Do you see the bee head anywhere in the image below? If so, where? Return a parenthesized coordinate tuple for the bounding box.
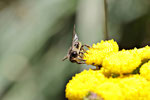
(71, 51, 78, 57)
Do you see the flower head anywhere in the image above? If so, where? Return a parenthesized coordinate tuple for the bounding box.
(140, 60, 150, 81)
(137, 46, 150, 61)
(66, 69, 106, 100)
(66, 69, 150, 100)
(84, 40, 119, 66)
(102, 50, 141, 74)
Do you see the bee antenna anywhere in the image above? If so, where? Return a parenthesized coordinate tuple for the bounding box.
(62, 56, 68, 61)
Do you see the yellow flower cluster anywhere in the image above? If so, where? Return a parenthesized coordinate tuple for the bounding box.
(84, 40, 150, 74)
(66, 69, 150, 100)
(66, 39, 150, 100)
(84, 40, 119, 66)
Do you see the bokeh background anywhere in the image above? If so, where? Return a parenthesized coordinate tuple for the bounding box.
(0, 0, 150, 100)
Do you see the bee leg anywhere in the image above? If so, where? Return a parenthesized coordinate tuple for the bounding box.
(78, 57, 86, 61)
(80, 47, 87, 53)
(62, 56, 68, 61)
(71, 58, 84, 64)
(74, 57, 86, 64)
(82, 44, 91, 49)
(81, 44, 91, 53)
(76, 55, 85, 60)
(79, 52, 84, 54)
(78, 54, 83, 58)
(79, 52, 84, 56)
(76, 61, 86, 64)
(79, 52, 85, 58)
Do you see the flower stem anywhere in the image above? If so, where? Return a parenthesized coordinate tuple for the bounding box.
(104, 0, 109, 40)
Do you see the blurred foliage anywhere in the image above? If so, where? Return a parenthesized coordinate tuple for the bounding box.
(0, 0, 149, 100)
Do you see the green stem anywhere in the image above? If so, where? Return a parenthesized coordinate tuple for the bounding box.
(104, 0, 109, 40)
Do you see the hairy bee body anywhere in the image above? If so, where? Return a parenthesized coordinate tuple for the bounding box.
(62, 25, 89, 64)
(69, 41, 82, 63)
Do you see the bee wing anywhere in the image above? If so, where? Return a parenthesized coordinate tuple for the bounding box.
(72, 25, 78, 47)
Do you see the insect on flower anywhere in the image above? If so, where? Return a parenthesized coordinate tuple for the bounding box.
(62, 25, 90, 64)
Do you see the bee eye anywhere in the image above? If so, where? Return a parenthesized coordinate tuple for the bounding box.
(71, 51, 77, 57)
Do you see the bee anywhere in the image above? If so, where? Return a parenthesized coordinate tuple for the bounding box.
(62, 25, 90, 64)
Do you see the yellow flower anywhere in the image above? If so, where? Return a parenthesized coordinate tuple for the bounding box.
(66, 40, 150, 100)
(65, 69, 150, 100)
(102, 50, 141, 74)
(137, 45, 150, 61)
(65, 69, 106, 100)
(84, 39, 119, 66)
(140, 60, 150, 81)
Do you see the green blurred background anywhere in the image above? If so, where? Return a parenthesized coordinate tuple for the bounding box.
(0, 0, 150, 100)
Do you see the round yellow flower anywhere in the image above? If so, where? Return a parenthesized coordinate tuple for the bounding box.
(102, 50, 141, 74)
(84, 39, 119, 66)
(66, 69, 106, 100)
(140, 60, 150, 81)
(65, 69, 150, 100)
